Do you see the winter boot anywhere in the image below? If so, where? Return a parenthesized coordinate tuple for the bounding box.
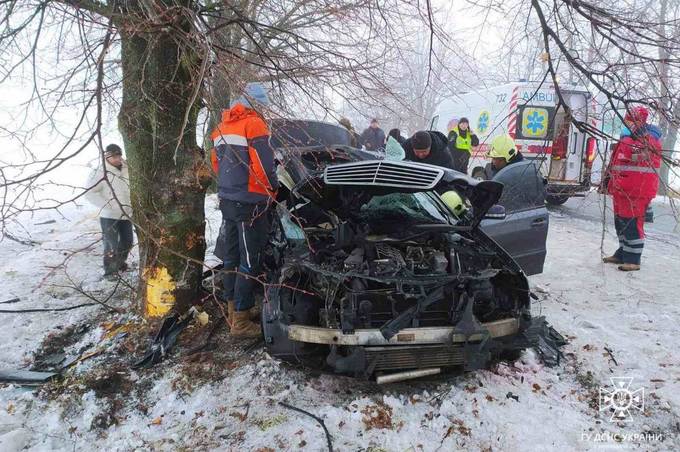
(602, 255, 623, 264)
(227, 301, 259, 327)
(230, 311, 261, 337)
(618, 263, 641, 272)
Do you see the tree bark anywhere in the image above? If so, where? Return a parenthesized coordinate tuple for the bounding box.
(117, 15, 212, 317)
(659, 101, 679, 197)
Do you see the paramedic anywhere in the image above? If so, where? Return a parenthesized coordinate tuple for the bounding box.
(602, 106, 662, 271)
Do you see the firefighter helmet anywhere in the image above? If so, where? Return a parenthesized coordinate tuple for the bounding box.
(441, 190, 467, 216)
(488, 135, 517, 162)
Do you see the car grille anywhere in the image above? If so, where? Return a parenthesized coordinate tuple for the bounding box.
(324, 160, 444, 190)
(365, 345, 465, 371)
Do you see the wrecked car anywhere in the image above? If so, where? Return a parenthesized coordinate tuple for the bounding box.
(256, 124, 560, 382)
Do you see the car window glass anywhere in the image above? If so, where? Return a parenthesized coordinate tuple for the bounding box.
(493, 162, 546, 213)
(359, 192, 447, 225)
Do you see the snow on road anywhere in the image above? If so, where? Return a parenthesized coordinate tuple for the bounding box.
(0, 197, 678, 451)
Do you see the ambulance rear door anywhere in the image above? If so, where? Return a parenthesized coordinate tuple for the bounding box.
(562, 90, 589, 183)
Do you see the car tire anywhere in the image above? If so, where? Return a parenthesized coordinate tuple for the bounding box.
(499, 349, 523, 362)
(546, 194, 569, 206)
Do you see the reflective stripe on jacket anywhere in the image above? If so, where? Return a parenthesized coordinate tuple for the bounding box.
(607, 128, 661, 217)
(210, 104, 278, 204)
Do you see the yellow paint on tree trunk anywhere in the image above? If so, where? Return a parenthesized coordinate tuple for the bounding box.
(144, 266, 175, 317)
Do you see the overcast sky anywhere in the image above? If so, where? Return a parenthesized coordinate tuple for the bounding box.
(0, 0, 677, 196)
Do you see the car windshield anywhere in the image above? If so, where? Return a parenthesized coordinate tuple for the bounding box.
(357, 192, 449, 226)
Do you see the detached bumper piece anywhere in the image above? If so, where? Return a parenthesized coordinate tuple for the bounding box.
(521, 315, 567, 367)
(491, 315, 567, 367)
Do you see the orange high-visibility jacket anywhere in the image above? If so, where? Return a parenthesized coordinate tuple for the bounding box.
(210, 104, 278, 204)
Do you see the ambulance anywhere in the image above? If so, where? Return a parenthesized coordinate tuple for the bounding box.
(430, 82, 599, 205)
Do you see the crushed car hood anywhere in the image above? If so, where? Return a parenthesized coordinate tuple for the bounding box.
(282, 148, 503, 227)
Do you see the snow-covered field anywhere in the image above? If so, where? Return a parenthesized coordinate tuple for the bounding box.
(0, 196, 679, 451)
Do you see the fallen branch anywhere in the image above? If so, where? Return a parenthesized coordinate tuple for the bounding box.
(279, 401, 333, 452)
(0, 298, 20, 304)
(2, 232, 39, 246)
(59, 275, 123, 313)
(604, 346, 618, 366)
(0, 303, 98, 313)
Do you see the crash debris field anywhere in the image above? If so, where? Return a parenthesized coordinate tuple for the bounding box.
(0, 195, 678, 451)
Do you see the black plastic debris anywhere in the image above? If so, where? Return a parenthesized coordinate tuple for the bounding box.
(524, 316, 567, 367)
(0, 369, 59, 386)
(133, 308, 197, 369)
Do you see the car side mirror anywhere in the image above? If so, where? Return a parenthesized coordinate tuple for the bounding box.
(484, 204, 506, 220)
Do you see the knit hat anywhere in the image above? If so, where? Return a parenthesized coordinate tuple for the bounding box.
(104, 144, 122, 157)
(624, 106, 649, 126)
(230, 82, 270, 109)
(412, 131, 432, 150)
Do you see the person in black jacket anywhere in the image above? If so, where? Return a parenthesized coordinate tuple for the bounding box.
(360, 118, 386, 151)
(403, 130, 455, 170)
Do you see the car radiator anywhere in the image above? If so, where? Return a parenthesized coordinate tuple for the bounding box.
(365, 344, 465, 371)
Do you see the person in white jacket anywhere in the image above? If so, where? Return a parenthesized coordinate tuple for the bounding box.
(85, 144, 134, 278)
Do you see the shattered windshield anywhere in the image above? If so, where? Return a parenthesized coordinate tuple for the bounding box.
(357, 192, 449, 225)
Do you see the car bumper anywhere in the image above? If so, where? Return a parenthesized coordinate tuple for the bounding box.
(287, 318, 519, 346)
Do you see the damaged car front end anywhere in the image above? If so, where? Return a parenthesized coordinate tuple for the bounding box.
(262, 148, 561, 381)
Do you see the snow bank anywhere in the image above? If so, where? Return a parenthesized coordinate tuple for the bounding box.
(0, 198, 678, 451)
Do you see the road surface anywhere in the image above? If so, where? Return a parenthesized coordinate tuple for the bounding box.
(549, 191, 680, 243)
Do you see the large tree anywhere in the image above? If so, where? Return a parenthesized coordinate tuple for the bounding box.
(0, 0, 434, 317)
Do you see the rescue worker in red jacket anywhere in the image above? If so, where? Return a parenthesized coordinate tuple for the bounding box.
(210, 84, 278, 336)
(603, 106, 662, 271)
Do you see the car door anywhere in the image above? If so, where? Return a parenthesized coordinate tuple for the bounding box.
(480, 161, 549, 275)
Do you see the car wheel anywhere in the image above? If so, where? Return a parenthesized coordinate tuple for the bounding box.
(499, 349, 523, 362)
(546, 194, 569, 206)
(471, 167, 487, 180)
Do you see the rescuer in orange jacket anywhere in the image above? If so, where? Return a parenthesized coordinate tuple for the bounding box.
(602, 106, 662, 271)
(210, 84, 278, 336)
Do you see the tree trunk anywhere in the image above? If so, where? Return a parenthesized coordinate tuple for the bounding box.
(657, 0, 674, 196)
(118, 19, 212, 317)
(660, 103, 679, 196)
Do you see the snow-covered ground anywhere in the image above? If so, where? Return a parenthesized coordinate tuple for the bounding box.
(0, 196, 678, 451)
